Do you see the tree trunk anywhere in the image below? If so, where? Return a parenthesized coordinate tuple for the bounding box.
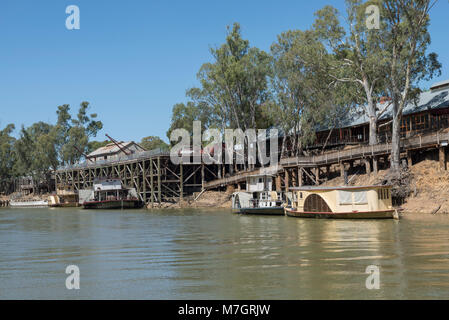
(369, 116, 378, 145)
(391, 114, 401, 172)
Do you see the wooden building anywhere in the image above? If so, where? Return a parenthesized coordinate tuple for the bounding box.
(312, 80, 449, 149)
(87, 141, 146, 163)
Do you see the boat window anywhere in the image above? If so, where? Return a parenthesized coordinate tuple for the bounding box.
(378, 188, 390, 200)
(304, 194, 332, 213)
(339, 191, 353, 205)
(353, 191, 368, 204)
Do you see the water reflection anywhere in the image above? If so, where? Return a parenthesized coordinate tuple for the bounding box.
(0, 207, 448, 299)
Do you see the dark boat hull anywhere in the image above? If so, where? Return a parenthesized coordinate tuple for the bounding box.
(237, 206, 285, 215)
(284, 207, 397, 219)
(83, 199, 143, 209)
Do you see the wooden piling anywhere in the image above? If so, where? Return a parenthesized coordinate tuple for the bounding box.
(373, 156, 378, 175)
(439, 147, 446, 171)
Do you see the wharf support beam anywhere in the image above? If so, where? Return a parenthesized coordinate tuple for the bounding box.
(55, 155, 208, 206)
(439, 146, 447, 171)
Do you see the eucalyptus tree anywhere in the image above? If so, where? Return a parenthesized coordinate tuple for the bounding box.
(0, 124, 16, 193)
(270, 29, 345, 156)
(382, 0, 441, 171)
(56, 102, 103, 165)
(200, 23, 271, 133)
(313, 0, 390, 145)
(140, 136, 169, 151)
(169, 23, 272, 172)
(14, 121, 58, 192)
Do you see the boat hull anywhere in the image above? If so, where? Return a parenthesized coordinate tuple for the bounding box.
(9, 200, 48, 208)
(284, 207, 397, 219)
(49, 202, 79, 208)
(236, 206, 285, 215)
(83, 199, 143, 210)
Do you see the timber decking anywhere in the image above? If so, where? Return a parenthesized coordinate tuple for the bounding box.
(205, 130, 449, 190)
(56, 130, 449, 201)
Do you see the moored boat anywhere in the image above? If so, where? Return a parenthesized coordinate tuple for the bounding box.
(48, 187, 79, 207)
(232, 174, 284, 215)
(81, 178, 143, 209)
(285, 185, 399, 219)
(9, 199, 48, 207)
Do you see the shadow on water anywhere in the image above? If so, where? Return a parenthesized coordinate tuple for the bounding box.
(0, 207, 448, 299)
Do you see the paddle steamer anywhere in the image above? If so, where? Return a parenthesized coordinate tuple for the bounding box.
(285, 185, 399, 219)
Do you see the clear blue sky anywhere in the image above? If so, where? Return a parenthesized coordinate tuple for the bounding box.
(1, 0, 448, 143)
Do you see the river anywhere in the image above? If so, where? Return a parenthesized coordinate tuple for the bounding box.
(0, 207, 448, 299)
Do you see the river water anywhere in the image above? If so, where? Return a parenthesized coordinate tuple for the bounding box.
(0, 207, 448, 299)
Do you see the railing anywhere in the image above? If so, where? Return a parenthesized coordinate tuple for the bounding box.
(206, 130, 449, 189)
(281, 130, 449, 167)
(56, 148, 170, 171)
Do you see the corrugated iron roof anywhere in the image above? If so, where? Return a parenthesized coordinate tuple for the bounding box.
(320, 84, 449, 132)
(87, 141, 135, 157)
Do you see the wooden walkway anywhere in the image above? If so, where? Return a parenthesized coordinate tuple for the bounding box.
(205, 130, 449, 189)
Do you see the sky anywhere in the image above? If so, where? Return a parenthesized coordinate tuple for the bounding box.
(1, 0, 448, 143)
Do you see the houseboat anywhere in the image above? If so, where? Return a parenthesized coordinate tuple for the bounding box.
(81, 178, 143, 209)
(285, 185, 399, 219)
(231, 174, 284, 215)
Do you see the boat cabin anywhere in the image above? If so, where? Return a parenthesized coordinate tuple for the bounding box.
(232, 174, 282, 209)
(289, 185, 393, 213)
(245, 174, 273, 192)
(92, 178, 132, 202)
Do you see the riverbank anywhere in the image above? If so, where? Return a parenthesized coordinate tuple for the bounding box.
(147, 191, 232, 209)
(322, 159, 448, 215)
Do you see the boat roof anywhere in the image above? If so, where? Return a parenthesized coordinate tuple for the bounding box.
(290, 185, 392, 191)
(245, 174, 275, 178)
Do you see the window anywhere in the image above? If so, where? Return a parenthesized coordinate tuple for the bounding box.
(339, 191, 353, 205)
(378, 188, 390, 200)
(353, 191, 368, 204)
(299, 192, 303, 199)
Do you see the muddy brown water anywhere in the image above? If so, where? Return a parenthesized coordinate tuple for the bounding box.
(0, 207, 448, 299)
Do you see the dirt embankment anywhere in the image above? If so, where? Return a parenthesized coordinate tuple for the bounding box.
(147, 191, 232, 209)
(400, 160, 449, 214)
(322, 159, 449, 215)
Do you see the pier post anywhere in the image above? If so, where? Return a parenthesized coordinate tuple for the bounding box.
(180, 163, 183, 201)
(373, 156, 378, 175)
(157, 157, 161, 204)
(298, 167, 303, 187)
(407, 151, 413, 167)
(285, 169, 290, 192)
(150, 159, 154, 207)
(201, 163, 205, 190)
(339, 162, 345, 178)
(364, 158, 371, 175)
(439, 147, 447, 171)
(275, 175, 281, 192)
(314, 167, 319, 185)
(143, 161, 147, 204)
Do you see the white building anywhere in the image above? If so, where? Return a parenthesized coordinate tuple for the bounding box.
(87, 141, 145, 162)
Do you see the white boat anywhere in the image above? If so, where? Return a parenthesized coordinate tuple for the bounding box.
(9, 199, 48, 207)
(231, 174, 284, 215)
